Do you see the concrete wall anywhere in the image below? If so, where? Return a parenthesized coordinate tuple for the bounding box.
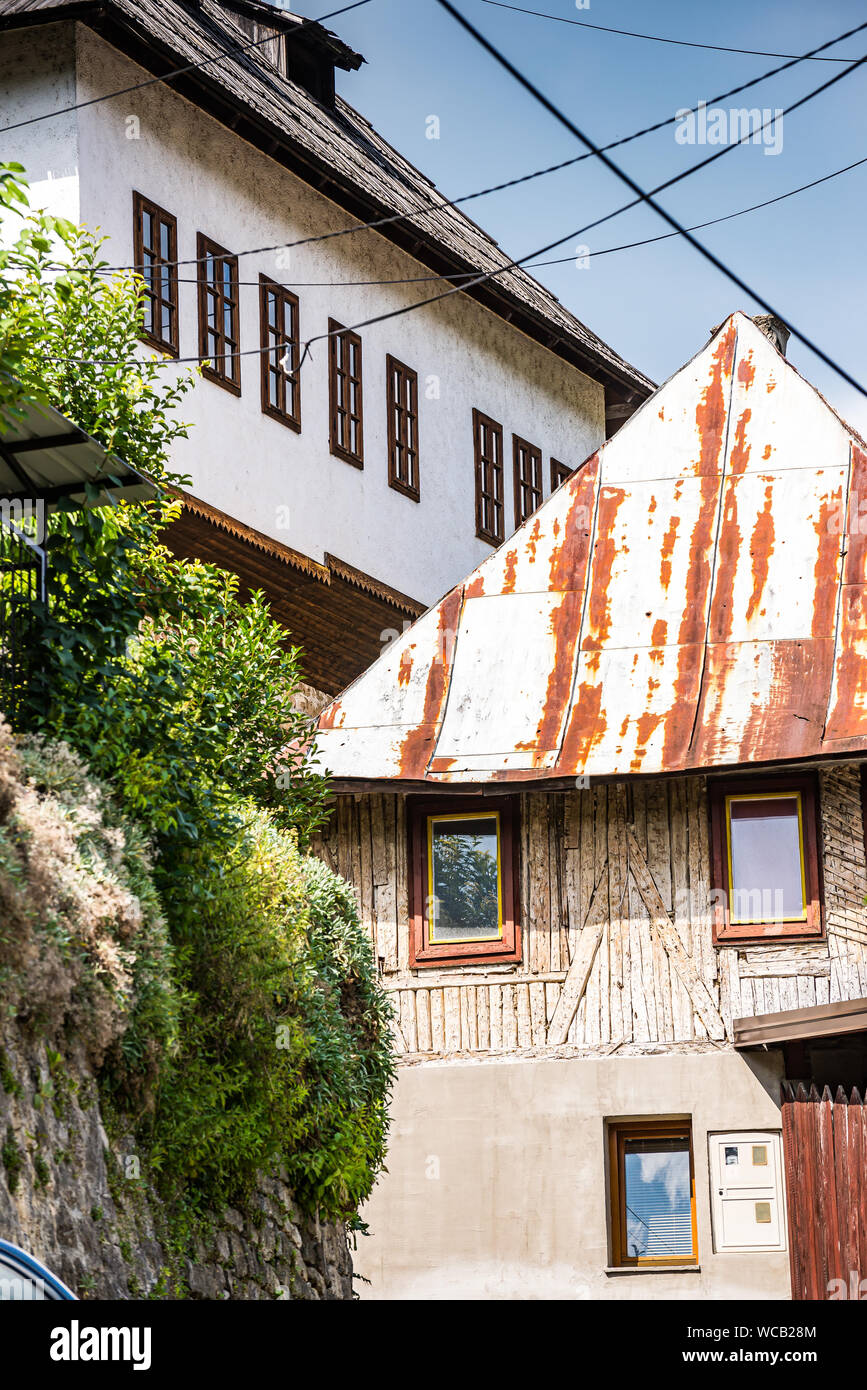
(0, 21, 606, 608)
(356, 1048, 791, 1300)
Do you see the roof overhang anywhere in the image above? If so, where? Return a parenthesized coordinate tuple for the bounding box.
(0, 398, 157, 509)
(733, 997, 867, 1049)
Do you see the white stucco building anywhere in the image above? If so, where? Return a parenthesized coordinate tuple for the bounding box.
(0, 0, 651, 693)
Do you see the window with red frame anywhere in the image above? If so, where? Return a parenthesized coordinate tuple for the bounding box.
(708, 775, 823, 943)
(408, 798, 520, 967)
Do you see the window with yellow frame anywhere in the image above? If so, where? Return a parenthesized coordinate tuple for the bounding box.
(409, 797, 521, 968)
(709, 775, 823, 943)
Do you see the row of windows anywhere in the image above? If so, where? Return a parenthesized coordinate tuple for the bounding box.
(133, 191, 420, 496)
(472, 407, 573, 546)
(134, 191, 573, 531)
(409, 774, 823, 972)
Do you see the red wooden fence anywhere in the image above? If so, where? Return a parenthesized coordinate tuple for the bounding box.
(781, 1083, 867, 1300)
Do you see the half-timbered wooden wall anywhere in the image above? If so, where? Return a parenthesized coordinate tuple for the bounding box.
(313, 764, 867, 1058)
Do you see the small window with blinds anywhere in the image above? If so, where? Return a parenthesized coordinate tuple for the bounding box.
(608, 1120, 698, 1267)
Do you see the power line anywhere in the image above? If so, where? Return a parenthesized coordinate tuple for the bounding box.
(32, 18, 867, 377)
(436, 0, 867, 402)
(0, 0, 373, 136)
(37, 13, 867, 277)
(481, 1, 859, 62)
(22, 149, 865, 289)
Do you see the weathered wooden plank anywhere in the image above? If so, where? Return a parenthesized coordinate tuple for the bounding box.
(502, 984, 518, 1050)
(395, 794, 410, 973)
(444, 986, 461, 1051)
(595, 786, 611, 1044)
(530, 981, 547, 1044)
(516, 983, 532, 1046)
(609, 783, 628, 1043)
(430, 988, 445, 1052)
(416, 988, 432, 1052)
(489, 984, 503, 1051)
(476, 984, 490, 1050)
(627, 828, 727, 1041)
(546, 872, 608, 1046)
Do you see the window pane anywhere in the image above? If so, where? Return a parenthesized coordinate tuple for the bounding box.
(623, 1137, 693, 1260)
(429, 816, 500, 941)
(729, 796, 804, 922)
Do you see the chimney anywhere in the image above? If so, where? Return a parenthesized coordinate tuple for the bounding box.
(751, 313, 791, 357)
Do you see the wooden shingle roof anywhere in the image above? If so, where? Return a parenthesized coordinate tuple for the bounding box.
(0, 0, 652, 403)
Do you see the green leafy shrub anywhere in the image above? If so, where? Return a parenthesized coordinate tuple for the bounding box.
(146, 815, 394, 1218)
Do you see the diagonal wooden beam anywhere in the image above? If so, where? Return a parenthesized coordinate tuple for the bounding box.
(626, 828, 727, 1041)
(546, 863, 609, 1046)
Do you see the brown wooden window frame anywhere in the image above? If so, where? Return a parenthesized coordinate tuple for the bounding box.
(197, 232, 241, 395)
(259, 275, 301, 431)
(408, 796, 521, 969)
(132, 191, 178, 356)
(328, 318, 364, 467)
(473, 408, 504, 547)
(709, 773, 824, 946)
(386, 354, 419, 501)
(512, 434, 543, 527)
(550, 457, 573, 491)
(608, 1119, 698, 1268)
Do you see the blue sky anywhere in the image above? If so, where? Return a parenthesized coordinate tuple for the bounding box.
(290, 0, 867, 430)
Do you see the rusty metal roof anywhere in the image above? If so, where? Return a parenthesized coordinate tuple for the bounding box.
(316, 312, 867, 785)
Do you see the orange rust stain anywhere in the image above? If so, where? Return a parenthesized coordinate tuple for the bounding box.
(658, 408, 665, 420)
(710, 479, 741, 642)
(527, 517, 542, 562)
(660, 515, 680, 591)
(648, 494, 658, 515)
(767, 380, 777, 393)
(826, 590, 867, 738)
(737, 353, 755, 388)
(397, 648, 414, 687)
(812, 493, 841, 637)
(548, 452, 598, 592)
(695, 322, 736, 476)
(465, 574, 485, 598)
(534, 590, 583, 755)
(662, 641, 703, 768)
(728, 407, 752, 476)
(317, 700, 342, 730)
(396, 586, 463, 778)
(585, 486, 623, 647)
(745, 483, 775, 625)
(630, 706, 663, 772)
(679, 473, 723, 645)
(557, 655, 606, 772)
(502, 549, 518, 594)
(651, 618, 668, 646)
(845, 445, 867, 585)
(762, 444, 772, 461)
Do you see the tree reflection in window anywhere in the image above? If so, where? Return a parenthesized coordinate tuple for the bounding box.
(429, 815, 501, 942)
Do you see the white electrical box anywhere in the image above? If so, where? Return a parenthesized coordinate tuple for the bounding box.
(708, 1131, 786, 1253)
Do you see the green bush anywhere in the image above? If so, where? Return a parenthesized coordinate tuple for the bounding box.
(145, 815, 394, 1219)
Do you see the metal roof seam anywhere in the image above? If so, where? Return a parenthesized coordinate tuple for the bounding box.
(686, 322, 740, 756)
